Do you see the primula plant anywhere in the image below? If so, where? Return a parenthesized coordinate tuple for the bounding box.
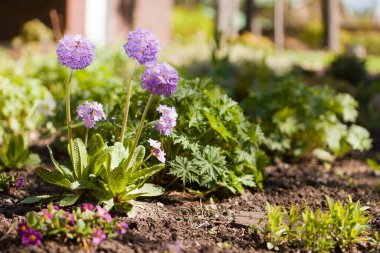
(106, 78, 267, 193)
(31, 30, 179, 211)
(0, 173, 24, 193)
(18, 203, 128, 248)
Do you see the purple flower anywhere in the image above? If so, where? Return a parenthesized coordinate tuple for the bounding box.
(92, 229, 106, 245)
(116, 221, 128, 235)
(81, 203, 94, 211)
(12, 177, 24, 190)
(41, 209, 52, 221)
(95, 206, 112, 223)
(141, 61, 179, 97)
(56, 35, 95, 69)
(65, 211, 75, 225)
(17, 222, 30, 235)
(21, 228, 42, 246)
(163, 241, 182, 253)
(123, 29, 161, 64)
(148, 139, 166, 163)
(156, 105, 178, 136)
(52, 205, 59, 212)
(77, 101, 106, 128)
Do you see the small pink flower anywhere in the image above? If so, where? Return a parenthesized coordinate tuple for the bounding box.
(96, 206, 112, 222)
(82, 203, 94, 211)
(41, 209, 52, 221)
(65, 211, 75, 225)
(116, 221, 128, 234)
(92, 229, 106, 245)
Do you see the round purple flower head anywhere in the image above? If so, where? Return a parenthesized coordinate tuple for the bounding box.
(77, 101, 106, 128)
(123, 29, 161, 64)
(57, 34, 95, 69)
(141, 62, 179, 97)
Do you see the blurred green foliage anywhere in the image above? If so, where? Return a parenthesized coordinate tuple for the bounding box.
(243, 79, 372, 160)
(172, 5, 214, 45)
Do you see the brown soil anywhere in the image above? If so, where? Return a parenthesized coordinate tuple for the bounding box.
(1, 158, 380, 253)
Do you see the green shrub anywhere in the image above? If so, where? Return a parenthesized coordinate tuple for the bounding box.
(330, 53, 367, 85)
(242, 79, 372, 160)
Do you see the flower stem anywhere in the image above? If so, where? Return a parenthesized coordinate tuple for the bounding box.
(65, 69, 74, 145)
(84, 128, 89, 147)
(127, 94, 154, 166)
(120, 61, 137, 143)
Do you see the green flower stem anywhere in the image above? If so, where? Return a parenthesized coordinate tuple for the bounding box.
(84, 128, 89, 147)
(120, 61, 137, 142)
(65, 69, 74, 145)
(127, 94, 154, 167)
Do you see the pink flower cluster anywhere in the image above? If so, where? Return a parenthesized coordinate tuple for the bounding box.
(156, 105, 177, 136)
(148, 139, 166, 163)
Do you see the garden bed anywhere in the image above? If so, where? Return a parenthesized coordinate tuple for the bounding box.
(1, 157, 379, 252)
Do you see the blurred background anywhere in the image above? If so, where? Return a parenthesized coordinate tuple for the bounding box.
(1, 0, 380, 158)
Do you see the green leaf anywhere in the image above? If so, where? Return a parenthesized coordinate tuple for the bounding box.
(130, 183, 165, 197)
(88, 134, 106, 156)
(70, 180, 102, 190)
(169, 156, 200, 185)
(47, 146, 74, 180)
(128, 164, 164, 185)
(108, 163, 128, 195)
(21, 195, 55, 204)
(87, 146, 114, 175)
(35, 167, 72, 190)
(27, 212, 38, 227)
(203, 110, 236, 142)
(69, 138, 88, 179)
(346, 125, 372, 151)
(24, 153, 41, 167)
(109, 142, 127, 171)
(59, 193, 81, 206)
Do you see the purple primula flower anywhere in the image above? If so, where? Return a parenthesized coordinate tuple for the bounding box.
(123, 29, 161, 64)
(92, 229, 106, 245)
(156, 105, 178, 136)
(141, 61, 179, 97)
(77, 101, 106, 128)
(148, 138, 166, 163)
(22, 228, 42, 246)
(65, 211, 76, 225)
(56, 34, 95, 69)
(17, 222, 30, 235)
(52, 205, 59, 212)
(12, 177, 24, 190)
(163, 241, 182, 253)
(116, 221, 128, 235)
(82, 203, 95, 212)
(41, 209, 52, 221)
(95, 206, 112, 223)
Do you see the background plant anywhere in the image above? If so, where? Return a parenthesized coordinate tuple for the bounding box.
(0, 75, 53, 170)
(242, 78, 372, 160)
(251, 197, 371, 252)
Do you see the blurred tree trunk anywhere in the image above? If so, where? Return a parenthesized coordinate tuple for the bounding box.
(274, 0, 285, 50)
(322, 0, 340, 52)
(215, 0, 239, 38)
(242, 0, 255, 33)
